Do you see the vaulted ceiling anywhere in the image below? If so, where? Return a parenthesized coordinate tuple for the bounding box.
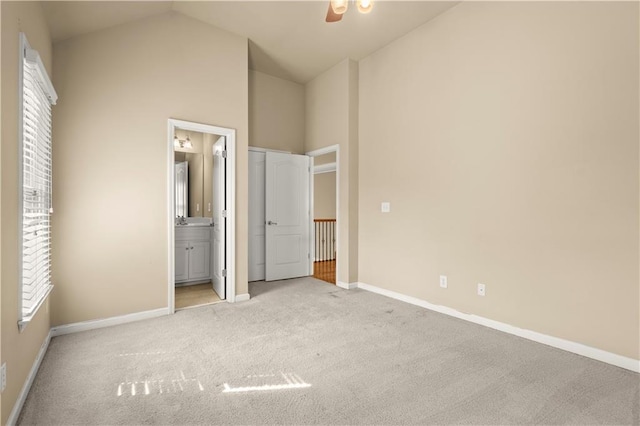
(42, 1, 459, 83)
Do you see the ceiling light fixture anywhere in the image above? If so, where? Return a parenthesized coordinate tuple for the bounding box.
(330, 0, 348, 15)
(326, 0, 373, 23)
(356, 0, 373, 14)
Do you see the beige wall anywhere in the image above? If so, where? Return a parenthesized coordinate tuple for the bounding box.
(51, 11, 249, 326)
(347, 60, 359, 283)
(1, 2, 53, 423)
(249, 69, 304, 153)
(314, 172, 336, 220)
(305, 59, 358, 284)
(359, 2, 639, 359)
(314, 151, 336, 166)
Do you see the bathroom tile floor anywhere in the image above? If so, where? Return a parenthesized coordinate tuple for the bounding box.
(175, 283, 223, 309)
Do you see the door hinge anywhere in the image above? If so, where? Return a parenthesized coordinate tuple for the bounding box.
(222, 210, 228, 218)
(222, 150, 227, 158)
(222, 269, 227, 277)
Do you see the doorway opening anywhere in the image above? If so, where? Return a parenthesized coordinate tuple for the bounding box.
(307, 145, 339, 286)
(167, 119, 236, 313)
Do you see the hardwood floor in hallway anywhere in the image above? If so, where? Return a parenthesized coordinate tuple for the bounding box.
(313, 260, 335, 284)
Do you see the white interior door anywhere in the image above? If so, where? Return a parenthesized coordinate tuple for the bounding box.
(248, 151, 266, 281)
(212, 136, 226, 298)
(265, 152, 310, 281)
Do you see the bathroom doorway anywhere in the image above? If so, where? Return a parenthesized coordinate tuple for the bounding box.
(167, 119, 236, 312)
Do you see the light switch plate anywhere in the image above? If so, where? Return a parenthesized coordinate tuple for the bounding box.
(381, 202, 391, 213)
(439, 275, 448, 288)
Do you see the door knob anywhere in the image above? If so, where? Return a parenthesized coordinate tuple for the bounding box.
(267, 220, 278, 226)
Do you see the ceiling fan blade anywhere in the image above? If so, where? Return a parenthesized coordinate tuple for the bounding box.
(325, 3, 343, 23)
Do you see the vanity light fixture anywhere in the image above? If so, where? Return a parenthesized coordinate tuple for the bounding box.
(174, 134, 193, 149)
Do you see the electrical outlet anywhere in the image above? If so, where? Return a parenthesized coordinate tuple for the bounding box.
(1, 362, 6, 393)
(477, 283, 486, 296)
(381, 202, 391, 213)
(439, 275, 448, 288)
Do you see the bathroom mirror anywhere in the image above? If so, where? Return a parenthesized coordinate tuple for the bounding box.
(174, 129, 214, 218)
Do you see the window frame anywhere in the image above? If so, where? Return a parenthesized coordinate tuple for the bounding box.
(18, 33, 57, 332)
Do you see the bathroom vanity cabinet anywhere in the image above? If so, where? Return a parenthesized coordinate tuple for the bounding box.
(175, 226, 212, 284)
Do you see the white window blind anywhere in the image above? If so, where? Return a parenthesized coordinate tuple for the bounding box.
(19, 33, 57, 330)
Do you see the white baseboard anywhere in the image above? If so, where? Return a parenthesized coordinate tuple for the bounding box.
(235, 293, 250, 302)
(337, 281, 358, 290)
(356, 282, 640, 373)
(7, 330, 52, 426)
(50, 307, 169, 337)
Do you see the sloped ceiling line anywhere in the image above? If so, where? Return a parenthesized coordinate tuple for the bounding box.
(43, 1, 459, 84)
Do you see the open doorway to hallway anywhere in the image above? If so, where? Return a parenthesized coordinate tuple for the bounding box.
(311, 150, 337, 285)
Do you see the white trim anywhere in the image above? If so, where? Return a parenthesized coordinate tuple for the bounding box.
(308, 156, 315, 276)
(306, 145, 340, 283)
(248, 146, 291, 154)
(235, 293, 251, 302)
(337, 281, 358, 290)
(18, 285, 53, 332)
(7, 330, 52, 426)
(17, 35, 28, 323)
(168, 119, 237, 310)
(50, 308, 169, 337)
(356, 281, 640, 373)
(313, 162, 336, 174)
(306, 145, 339, 157)
(227, 133, 237, 303)
(167, 120, 175, 313)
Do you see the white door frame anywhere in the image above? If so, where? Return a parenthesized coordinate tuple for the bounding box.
(305, 144, 340, 283)
(167, 118, 237, 313)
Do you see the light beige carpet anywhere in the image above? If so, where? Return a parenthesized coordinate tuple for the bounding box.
(18, 277, 640, 425)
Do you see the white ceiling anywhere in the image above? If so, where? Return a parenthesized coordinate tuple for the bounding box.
(42, 1, 459, 84)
